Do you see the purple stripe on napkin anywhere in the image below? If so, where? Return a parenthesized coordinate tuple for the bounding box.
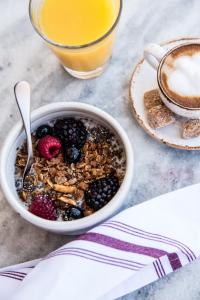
(157, 260, 165, 277)
(44, 247, 146, 272)
(107, 221, 195, 261)
(158, 258, 166, 276)
(0, 271, 26, 279)
(45, 247, 145, 268)
(102, 223, 187, 266)
(103, 222, 193, 262)
(77, 233, 168, 258)
(77, 233, 183, 270)
(45, 250, 137, 271)
(0, 274, 23, 281)
(153, 261, 161, 278)
(3, 271, 27, 277)
(155, 260, 163, 278)
(167, 253, 182, 270)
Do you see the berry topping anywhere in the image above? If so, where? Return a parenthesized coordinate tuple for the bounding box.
(63, 206, 84, 221)
(38, 135, 62, 160)
(65, 146, 81, 164)
(85, 175, 119, 211)
(36, 125, 53, 139)
(53, 118, 87, 149)
(29, 194, 57, 220)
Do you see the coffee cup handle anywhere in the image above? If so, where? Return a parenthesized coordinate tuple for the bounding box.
(144, 43, 167, 70)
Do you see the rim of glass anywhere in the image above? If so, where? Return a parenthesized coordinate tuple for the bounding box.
(29, 0, 123, 49)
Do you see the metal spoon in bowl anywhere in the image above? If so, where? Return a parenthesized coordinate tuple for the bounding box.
(14, 81, 34, 186)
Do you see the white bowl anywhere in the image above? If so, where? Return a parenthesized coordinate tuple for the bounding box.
(0, 102, 134, 235)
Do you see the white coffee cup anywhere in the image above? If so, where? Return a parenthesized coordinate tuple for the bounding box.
(144, 42, 200, 119)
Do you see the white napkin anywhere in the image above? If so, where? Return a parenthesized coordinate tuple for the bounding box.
(1, 183, 200, 300)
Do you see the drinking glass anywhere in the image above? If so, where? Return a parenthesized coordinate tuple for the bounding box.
(29, 0, 122, 79)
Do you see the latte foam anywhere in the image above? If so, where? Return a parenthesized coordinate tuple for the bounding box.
(160, 44, 200, 108)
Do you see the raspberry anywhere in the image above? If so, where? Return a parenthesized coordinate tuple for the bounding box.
(38, 135, 62, 159)
(29, 194, 57, 220)
(85, 175, 119, 211)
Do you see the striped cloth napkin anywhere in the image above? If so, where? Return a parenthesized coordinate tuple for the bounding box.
(1, 183, 200, 300)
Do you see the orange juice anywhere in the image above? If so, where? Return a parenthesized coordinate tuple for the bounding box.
(38, 0, 120, 74)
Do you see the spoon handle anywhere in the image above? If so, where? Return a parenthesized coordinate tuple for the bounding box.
(14, 81, 33, 158)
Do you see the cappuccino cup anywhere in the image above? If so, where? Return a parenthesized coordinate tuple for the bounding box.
(144, 42, 200, 118)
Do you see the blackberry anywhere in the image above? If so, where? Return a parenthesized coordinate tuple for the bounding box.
(85, 175, 119, 211)
(53, 118, 87, 149)
(63, 206, 84, 221)
(36, 125, 52, 139)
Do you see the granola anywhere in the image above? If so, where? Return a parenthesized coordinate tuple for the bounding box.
(15, 117, 126, 221)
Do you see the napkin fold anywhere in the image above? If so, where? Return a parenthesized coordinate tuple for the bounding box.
(1, 183, 200, 300)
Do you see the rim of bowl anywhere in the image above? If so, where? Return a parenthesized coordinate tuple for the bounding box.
(0, 102, 134, 232)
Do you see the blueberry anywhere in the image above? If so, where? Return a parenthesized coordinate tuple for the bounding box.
(65, 145, 81, 164)
(36, 125, 52, 139)
(15, 179, 23, 191)
(63, 206, 84, 221)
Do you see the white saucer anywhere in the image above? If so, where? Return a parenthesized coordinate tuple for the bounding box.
(130, 37, 200, 150)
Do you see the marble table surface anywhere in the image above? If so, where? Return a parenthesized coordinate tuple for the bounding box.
(1, 0, 200, 299)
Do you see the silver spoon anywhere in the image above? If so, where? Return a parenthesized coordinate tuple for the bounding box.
(14, 81, 34, 184)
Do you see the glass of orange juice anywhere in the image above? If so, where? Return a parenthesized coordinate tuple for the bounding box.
(29, 0, 122, 79)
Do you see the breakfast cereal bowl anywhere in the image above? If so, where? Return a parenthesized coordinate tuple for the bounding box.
(0, 102, 134, 235)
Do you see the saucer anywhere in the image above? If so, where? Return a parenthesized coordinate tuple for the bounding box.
(129, 37, 200, 150)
